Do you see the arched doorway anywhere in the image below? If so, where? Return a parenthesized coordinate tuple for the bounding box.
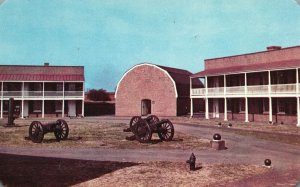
(141, 99, 151, 116)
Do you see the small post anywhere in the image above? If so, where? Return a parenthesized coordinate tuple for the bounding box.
(186, 153, 196, 171)
(210, 133, 226, 150)
(7, 98, 15, 126)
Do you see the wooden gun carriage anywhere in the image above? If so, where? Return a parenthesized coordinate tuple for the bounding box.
(125, 115, 174, 143)
(29, 119, 69, 143)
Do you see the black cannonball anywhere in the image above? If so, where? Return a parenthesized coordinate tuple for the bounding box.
(218, 122, 222, 126)
(228, 123, 232, 127)
(264, 159, 271, 166)
(213, 133, 221, 140)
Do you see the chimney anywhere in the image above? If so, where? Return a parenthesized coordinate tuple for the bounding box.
(267, 46, 282, 51)
(44, 62, 49, 66)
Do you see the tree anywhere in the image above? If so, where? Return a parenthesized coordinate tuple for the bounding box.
(86, 89, 110, 101)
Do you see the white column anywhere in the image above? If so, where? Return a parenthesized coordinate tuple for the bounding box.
(244, 73, 249, 123)
(296, 69, 299, 95)
(297, 97, 300, 127)
(82, 82, 85, 117)
(205, 76, 208, 95)
(62, 82, 65, 117)
(42, 100, 44, 118)
(296, 69, 300, 127)
(190, 98, 193, 118)
(224, 75, 227, 121)
(62, 100, 65, 118)
(205, 76, 209, 119)
(0, 100, 2, 119)
(21, 82, 24, 118)
(269, 97, 272, 123)
(190, 77, 193, 118)
(268, 71, 272, 124)
(224, 98, 228, 121)
(21, 100, 24, 118)
(245, 97, 249, 122)
(42, 82, 44, 118)
(205, 98, 209, 119)
(82, 99, 84, 117)
(1, 81, 3, 118)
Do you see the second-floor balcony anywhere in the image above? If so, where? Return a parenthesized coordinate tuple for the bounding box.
(0, 91, 84, 99)
(191, 83, 298, 97)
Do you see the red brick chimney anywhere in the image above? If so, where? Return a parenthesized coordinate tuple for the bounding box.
(266, 46, 282, 51)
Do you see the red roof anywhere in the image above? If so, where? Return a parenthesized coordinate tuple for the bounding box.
(0, 65, 84, 81)
(156, 64, 203, 96)
(192, 59, 300, 78)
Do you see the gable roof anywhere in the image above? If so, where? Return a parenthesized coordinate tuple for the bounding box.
(157, 65, 193, 85)
(0, 65, 84, 81)
(192, 59, 300, 78)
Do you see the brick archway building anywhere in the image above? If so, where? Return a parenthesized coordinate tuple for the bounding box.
(115, 63, 202, 116)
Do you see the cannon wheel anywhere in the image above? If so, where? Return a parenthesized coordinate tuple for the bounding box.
(129, 116, 142, 132)
(147, 115, 159, 124)
(157, 120, 174, 141)
(54, 119, 69, 141)
(134, 119, 152, 143)
(29, 121, 44, 143)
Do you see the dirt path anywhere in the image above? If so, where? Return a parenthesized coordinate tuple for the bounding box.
(0, 116, 300, 186)
(1, 122, 299, 169)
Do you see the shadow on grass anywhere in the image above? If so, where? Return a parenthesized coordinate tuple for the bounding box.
(24, 137, 83, 143)
(147, 138, 184, 144)
(0, 153, 138, 187)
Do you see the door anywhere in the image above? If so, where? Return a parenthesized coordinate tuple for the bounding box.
(141, 99, 151, 116)
(213, 98, 219, 118)
(68, 100, 76, 117)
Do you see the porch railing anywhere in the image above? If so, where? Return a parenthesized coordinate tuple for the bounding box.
(191, 83, 299, 97)
(0, 91, 84, 98)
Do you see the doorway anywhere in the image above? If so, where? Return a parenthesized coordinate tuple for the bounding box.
(68, 100, 76, 117)
(141, 99, 151, 116)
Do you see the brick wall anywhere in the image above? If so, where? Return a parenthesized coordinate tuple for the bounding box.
(205, 46, 300, 70)
(209, 112, 297, 125)
(116, 64, 177, 116)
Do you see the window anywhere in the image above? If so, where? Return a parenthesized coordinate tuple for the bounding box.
(56, 83, 63, 91)
(239, 98, 245, 112)
(3, 84, 8, 92)
(3, 101, 8, 112)
(263, 98, 269, 113)
(277, 71, 287, 84)
(277, 99, 285, 114)
(33, 83, 42, 91)
(68, 83, 76, 91)
(33, 83, 42, 95)
(227, 99, 232, 112)
(55, 100, 62, 112)
(33, 101, 42, 113)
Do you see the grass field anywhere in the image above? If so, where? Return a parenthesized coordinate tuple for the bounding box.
(0, 118, 210, 150)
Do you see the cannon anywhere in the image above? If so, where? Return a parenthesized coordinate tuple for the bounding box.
(5, 98, 20, 126)
(29, 119, 69, 143)
(125, 115, 174, 143)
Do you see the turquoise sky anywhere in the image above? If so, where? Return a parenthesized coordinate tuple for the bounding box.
(0, 0, 300, 91)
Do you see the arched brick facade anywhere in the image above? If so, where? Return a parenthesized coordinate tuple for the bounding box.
(115, 63, 200, 116)
(116, 64, 177, 116)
